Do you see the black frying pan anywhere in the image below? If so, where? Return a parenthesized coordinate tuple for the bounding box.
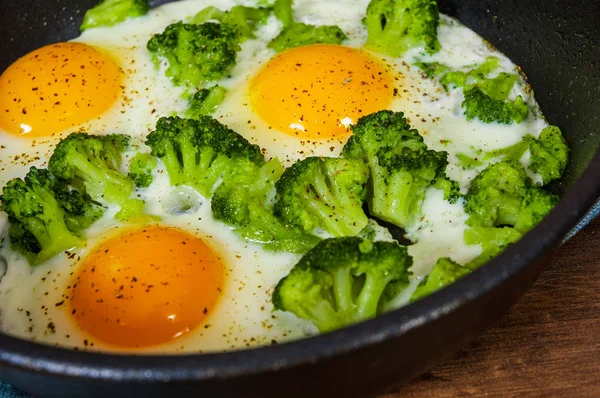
(0, 0, 599, 397)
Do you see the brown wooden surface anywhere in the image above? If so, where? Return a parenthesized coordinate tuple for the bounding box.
(386, 217, 600, 397)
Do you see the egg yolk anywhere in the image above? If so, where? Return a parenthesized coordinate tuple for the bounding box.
(249, 44, 394, 140)
(68, 226, 223, 349)
(0, 42, 122, 138)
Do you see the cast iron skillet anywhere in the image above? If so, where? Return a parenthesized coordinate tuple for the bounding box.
(0, 0, 599, 396)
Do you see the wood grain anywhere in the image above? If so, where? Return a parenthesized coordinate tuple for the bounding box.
(386, 217, 600, 397)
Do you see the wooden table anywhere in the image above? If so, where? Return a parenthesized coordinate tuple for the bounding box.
(387, 217, 600, 397)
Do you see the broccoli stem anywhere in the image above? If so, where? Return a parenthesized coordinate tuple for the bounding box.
(332, 267, 355, 314)
(195, 153, 230, 197)
(355, 272, 392, 320)
(273, 0, 294, 26)
(159, 142, 184, 186)
(69, 153, 132, 205)
(309, 300, 344, 332)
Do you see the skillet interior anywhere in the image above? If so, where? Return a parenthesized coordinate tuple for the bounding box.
(0, 0, 598, 396)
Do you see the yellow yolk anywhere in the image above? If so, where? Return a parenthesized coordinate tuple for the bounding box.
(249, 44, 394, 140)
(68, 226, 224, 349)
(0, 42, 122, 138)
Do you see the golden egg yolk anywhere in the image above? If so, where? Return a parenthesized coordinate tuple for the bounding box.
(249, 44, 394, 140)
(69, 226, 223, 349)
(0, 42, 122, 138)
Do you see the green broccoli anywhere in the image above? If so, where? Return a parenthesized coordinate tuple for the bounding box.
(212, 158, 320, 253)
(147, 22, 241, 89)
(53, 184, 105, 233)
(417, 56, 502, 91)
(445, 69, 519, 101)
(417, 57, 528, 124)
(410, 257, 471, 301)
(514, 188, 559, 233)
(363, 0, 440, 57)
(128, 153, 157, 188)
(190, 5, 271, 41)
(462, 86, 529, 125)
(1, 167, 82, 265)
(464, 160, 558, 233)
(268, 23, 347, 52)
(529, 126, 569, 185)
(464, 226, 521, 269)
(274, 157, 370, 237)
(273, 0, 294, 27)
(48, 133, 145, 221)
(456, 125, 568, 184)
(342, 110, 427, 161)
(343, 111, 456, 231)
(185, 86, 228, 119)
(273, 237, 412, 332)
(415, 61, 451, 79)
(145, 116, 263, 198)
(373, 147, 453, 230)
(267, 0, 347, 52)
(476, 73, 520, 100)
(7, 222, 40, 264)
(429, 56, 502, 89)
(81, 0, 149, 31)
(456, 137, 533, 169)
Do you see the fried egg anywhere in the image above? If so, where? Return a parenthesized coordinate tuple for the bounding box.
(0, 0, 550, 353)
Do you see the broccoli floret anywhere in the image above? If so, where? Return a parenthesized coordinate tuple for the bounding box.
(273, 237, 412, 332)
(476, 73, 520, 100)
(53, 183, 105, 233)
(373, 147, 452, 230)
(437, 57, 502, 90)
(463, 86, 529, 125)
(447, 71, 518, 100)
(417, 57, 528, 124)
(415, 61, 450, 78)
(48, 133, 144, 221)
(189, 5, 223, 22)
(190, 5, 271, 41)
(212, 158, 320, 253)
(456, 125, 569, 184)
(266, 0, 347, 52)
(1, 167, 82, 265)
(274, 157, 369, 237)
(128, 153, 157, 188)
(432, 176, 461, 204)
(7, 222, 40, 264)
(464, 226, 521, 269)
(417, 56, 504, 92)
(377, 274, 411, 313)
(343, 110, 427, 161)
(273, 0, 294, 27)
(81, 0, 149, 31)
(529, 126, 569, 185)
(363, 0, 440, 57)
(465, 160, 558, 233)
(465, 160, 529, 227)
(268, 23, 347, 52)
(514, 188, 559, 233)
(343, 111, 455, 230)
(185, 86, 228, 119)
(145, 116, 263, 198)
(456, 137, 533, 169)
(147, 22, 241, 88)
(410, 257, 471, 301)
